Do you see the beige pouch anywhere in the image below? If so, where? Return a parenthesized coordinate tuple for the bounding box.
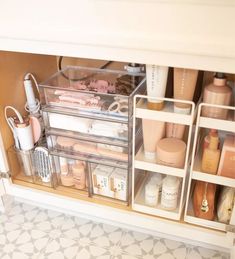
(217, 187, 235, 223)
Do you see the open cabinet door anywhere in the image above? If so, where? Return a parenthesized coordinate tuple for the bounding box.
(227, 200, 235, 257)
(0, 129, 9, 174)
(0, 129, 9, 212)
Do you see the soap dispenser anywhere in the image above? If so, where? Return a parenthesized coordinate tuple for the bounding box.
(202, 73, 232, 119)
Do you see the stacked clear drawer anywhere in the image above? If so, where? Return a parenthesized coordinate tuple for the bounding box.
(39, 66, 146, 203)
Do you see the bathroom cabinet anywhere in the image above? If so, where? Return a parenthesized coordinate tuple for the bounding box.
(0, 0, 235, 256)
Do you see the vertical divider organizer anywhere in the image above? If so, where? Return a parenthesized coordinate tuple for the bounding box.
(132, 95, 195, 220)
(184, 103, 235, 231)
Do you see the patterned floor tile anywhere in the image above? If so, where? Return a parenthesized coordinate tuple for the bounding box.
(59, 215, 123, 249)
(0, 201, 231, 259)
(3, 201, 67, 234)
(0, 221, 50, 259)
(41, 236, 113, 259)
(186, 246, 230, 259)
(59, 215, 93, 240)
(113, 255, 140, 259)
(119, 230, 162, 258)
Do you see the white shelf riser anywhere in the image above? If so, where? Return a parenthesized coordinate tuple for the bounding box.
(184, 215, 227, 232)
(192, 171, 235, 188)
(134, 146, 186, 177)
(199, 117, 235, 133)
(184, 102, 235, 233)
(133, 174, 184, 221)
(132, 204, 181, 221)
(135, 108, 192, 125)
(134, 160, 185, 178)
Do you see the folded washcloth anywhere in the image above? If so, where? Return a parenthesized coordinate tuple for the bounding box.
(48, 113, 92, 133)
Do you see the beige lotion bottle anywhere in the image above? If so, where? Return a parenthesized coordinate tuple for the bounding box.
(201, 133, 221, 174)
(202, 73, 232, 119)
(142, 119, 165, 160)
(146, 64, 169, 111)
(166, 68, 198, 139)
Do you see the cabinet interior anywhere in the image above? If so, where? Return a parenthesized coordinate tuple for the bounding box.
(1, 50, 234, 224)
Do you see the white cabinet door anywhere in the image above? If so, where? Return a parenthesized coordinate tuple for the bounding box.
(0, 129, 9, 175)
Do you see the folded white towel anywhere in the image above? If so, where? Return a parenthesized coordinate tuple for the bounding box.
(48, 113, 92, 133)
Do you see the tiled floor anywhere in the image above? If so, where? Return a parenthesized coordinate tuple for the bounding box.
(0, 200, 230, 259)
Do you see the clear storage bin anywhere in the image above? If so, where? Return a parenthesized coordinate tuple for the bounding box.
(50, 153, 89, 194)
(47, 132, 129, 163)
(39, 66, 146, 121)
(43, 108, 129, 141)
(8, 146, 55, 187)
(90, 162, 129, 201)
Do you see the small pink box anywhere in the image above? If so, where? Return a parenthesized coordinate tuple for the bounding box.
(217, 135, 235, 178)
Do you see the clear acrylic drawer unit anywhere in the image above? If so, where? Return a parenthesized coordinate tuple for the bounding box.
(39, 66, 146, 121)
(43, 108, 129, 142)
(46, 130, 129, 164)
(50, 151, 129, 202)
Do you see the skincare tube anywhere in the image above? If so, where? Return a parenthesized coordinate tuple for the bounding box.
(142, 119, 165, 160)
(166, 68, 198, 139)
(174, 68, 198, 113)
(146, 65, 169, 110)
(166, 123, 186, 140)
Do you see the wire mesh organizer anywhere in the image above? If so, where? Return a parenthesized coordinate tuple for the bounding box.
(132, 95, 195, 220)
(39, 66, 146, 205)
(184, 102, 235, 231)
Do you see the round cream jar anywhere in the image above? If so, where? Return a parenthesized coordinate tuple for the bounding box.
(156, 138, 186, 168)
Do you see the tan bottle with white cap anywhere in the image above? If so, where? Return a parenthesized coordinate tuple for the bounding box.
(201, 133, 220, 174)
(202, 73, 232, 119)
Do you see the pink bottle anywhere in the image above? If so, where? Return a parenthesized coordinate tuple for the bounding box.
(202, 73, 232, 120)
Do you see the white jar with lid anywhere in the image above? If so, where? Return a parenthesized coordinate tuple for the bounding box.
(145, 173, 162, 207)
(150, 173, 162, 185)
(145, 182, 159, 207)
(161, 176, 180, 210)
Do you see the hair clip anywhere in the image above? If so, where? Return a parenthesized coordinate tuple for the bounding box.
(108, 98, 128, 115)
